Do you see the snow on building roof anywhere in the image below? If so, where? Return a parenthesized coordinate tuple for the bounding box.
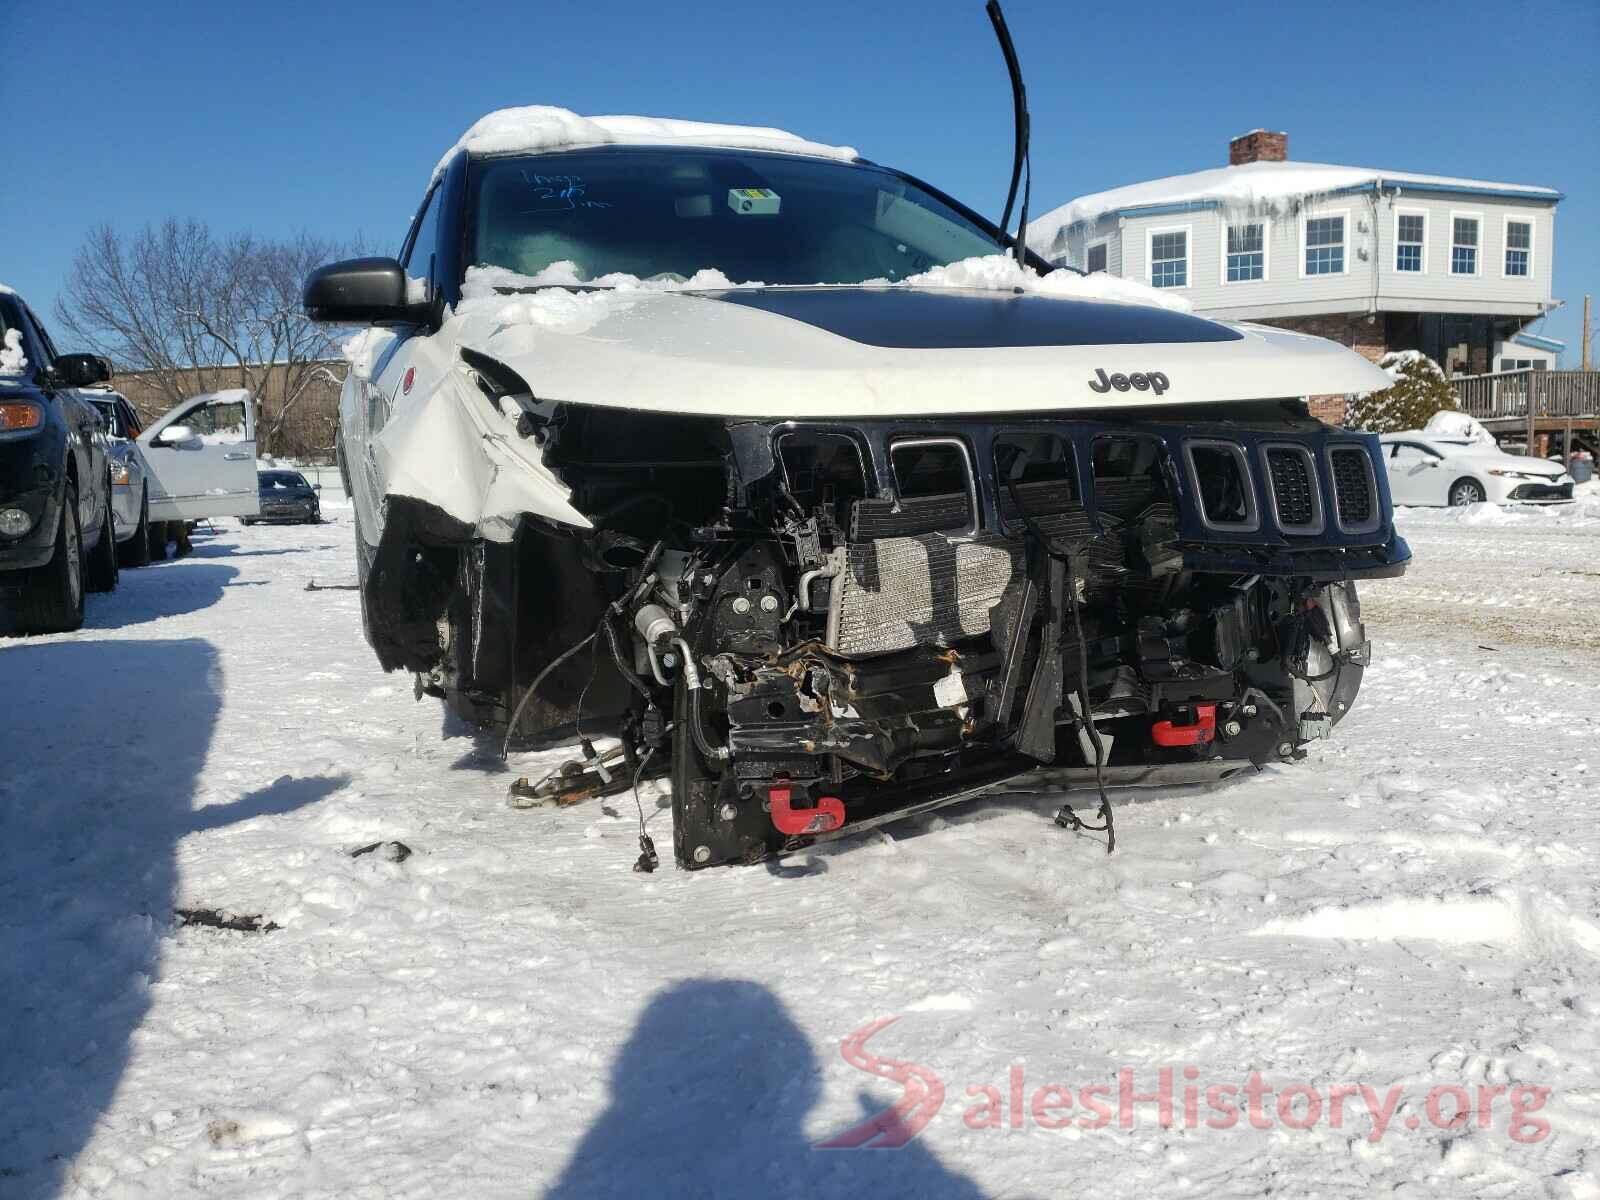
(433, 106, 860, 182)
(1028, 159, 1563, 254)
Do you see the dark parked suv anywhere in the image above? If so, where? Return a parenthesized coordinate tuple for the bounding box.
(1, 287, 120, 633)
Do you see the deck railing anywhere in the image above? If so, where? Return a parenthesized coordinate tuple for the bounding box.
(1450, 370, 1600, 421)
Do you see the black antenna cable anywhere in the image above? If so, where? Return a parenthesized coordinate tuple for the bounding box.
(986, 1, 1032, 266)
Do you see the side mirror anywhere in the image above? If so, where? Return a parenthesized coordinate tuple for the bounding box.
(313, 483, 322, 491)
(51, 353, 112, 388)
(303, 257, 431, 326)
(155, 424, 199, 448)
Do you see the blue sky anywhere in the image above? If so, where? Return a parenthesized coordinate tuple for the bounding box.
(4, 0, 1596, 361)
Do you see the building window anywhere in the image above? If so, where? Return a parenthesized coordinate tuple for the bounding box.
(1149, 230, 1187, 288)
(1396, 213, 1425, 272)
(1225, 223, 1264, 282)
(1451, 216, 1479, 275)
(1504, 220, 1531, 277)
(1304, 216, 1344, 275)
(1086, 242, 1107, 273)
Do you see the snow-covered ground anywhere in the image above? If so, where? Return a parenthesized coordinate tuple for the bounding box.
(3, 501, 1599, 1199)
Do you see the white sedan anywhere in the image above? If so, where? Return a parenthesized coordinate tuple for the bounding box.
(1379, 432, 1574, 506)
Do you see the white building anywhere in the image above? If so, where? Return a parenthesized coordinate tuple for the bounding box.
(1029, 131, 1566, 402)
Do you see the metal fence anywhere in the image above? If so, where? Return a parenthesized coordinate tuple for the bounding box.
(1450, 370, 1600, 421)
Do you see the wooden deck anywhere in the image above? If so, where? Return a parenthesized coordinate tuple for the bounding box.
(1448, 369, 1600, 448)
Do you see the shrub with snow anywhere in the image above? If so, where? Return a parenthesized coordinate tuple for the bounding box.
(1345, 351, 1457, 433)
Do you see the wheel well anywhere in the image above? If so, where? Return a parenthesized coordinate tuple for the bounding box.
(1450, 475, 1484, 498)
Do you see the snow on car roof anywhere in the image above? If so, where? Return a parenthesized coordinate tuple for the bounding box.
(433, 106, 860, 182)
(190, 387, 251, 405)
(1028, 159, 1562, 254)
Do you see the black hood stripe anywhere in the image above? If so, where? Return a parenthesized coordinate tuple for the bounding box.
(699, 286, 1242, 350)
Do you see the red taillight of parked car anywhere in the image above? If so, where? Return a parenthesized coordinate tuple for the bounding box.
(0, 401, 44, 433)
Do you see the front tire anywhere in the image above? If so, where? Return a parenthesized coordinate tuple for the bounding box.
(1448, 478, 1487, 506)
(15, 481, 85, 634)
(85, 483, 119, 594)
(119, 487, 152, 568)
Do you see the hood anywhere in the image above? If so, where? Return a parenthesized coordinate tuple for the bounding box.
(1463, 449, 1567, 476)
(450, 285, 1391, 418)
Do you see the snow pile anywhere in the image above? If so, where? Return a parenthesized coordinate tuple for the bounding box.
(1423, 408, 1497, 446)
(0, 328, 27, 375)
(1252, 894, 1522, 944)
(456, 253, 1192, 326)
(433, 106, 859, 182)
(341, 328, 396, 382)
(1378, 348, 1445, 381)
(1029, 159, 1559, 250)
(894, 254, 1192, 312)
(1398, 494, 1600, 528)
(454, 262, 763, 338)
(462, 261, 754, 300)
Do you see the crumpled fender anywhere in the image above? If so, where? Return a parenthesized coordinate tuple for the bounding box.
(373, 350, 590, 542)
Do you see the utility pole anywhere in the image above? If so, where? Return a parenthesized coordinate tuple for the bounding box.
(1583, 294, 1592, 370)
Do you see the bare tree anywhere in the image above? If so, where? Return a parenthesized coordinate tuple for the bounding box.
(54, 222, 358, 456)
(55, 220, 232, 409)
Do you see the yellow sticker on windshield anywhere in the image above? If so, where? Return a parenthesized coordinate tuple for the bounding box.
(728, 187, 781, 216)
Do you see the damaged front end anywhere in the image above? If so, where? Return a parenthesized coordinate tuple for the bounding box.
(361, 377, 1408, 869)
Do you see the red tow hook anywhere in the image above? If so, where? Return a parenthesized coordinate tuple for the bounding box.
(1151, 703, 1218, 748)
(769, 785, 845, 836)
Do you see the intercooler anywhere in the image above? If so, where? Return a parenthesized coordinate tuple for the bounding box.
(826, 476, 1092, 659)
(827, 533, 1018, 657)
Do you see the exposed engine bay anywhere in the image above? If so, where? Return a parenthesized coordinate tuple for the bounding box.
(362, 394, 1407, 869)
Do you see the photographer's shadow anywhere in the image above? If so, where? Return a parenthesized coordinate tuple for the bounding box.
(544, 979, 987, 1199)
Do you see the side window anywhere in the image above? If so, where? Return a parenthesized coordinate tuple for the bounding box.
(179, 395, 248, 439)
(400, 186, 443, 284)
(120, 401, 142, 437)
(24, 306, 60, 365)
(1390, 443, 1437, 466)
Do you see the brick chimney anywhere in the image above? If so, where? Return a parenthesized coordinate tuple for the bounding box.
(1229, 130, 1288, 165)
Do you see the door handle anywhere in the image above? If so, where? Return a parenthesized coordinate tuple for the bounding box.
(223, 451, 252, 461)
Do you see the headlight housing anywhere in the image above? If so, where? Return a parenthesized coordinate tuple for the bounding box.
(1486, 468, 1545, 480)
(0, 507, 34, 537)
(0, 401, 44, 435)
(109, 460, 132, 485)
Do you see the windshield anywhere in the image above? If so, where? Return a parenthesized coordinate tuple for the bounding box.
(466, 148, 1004, 286)
(260, 471, 308, 490)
